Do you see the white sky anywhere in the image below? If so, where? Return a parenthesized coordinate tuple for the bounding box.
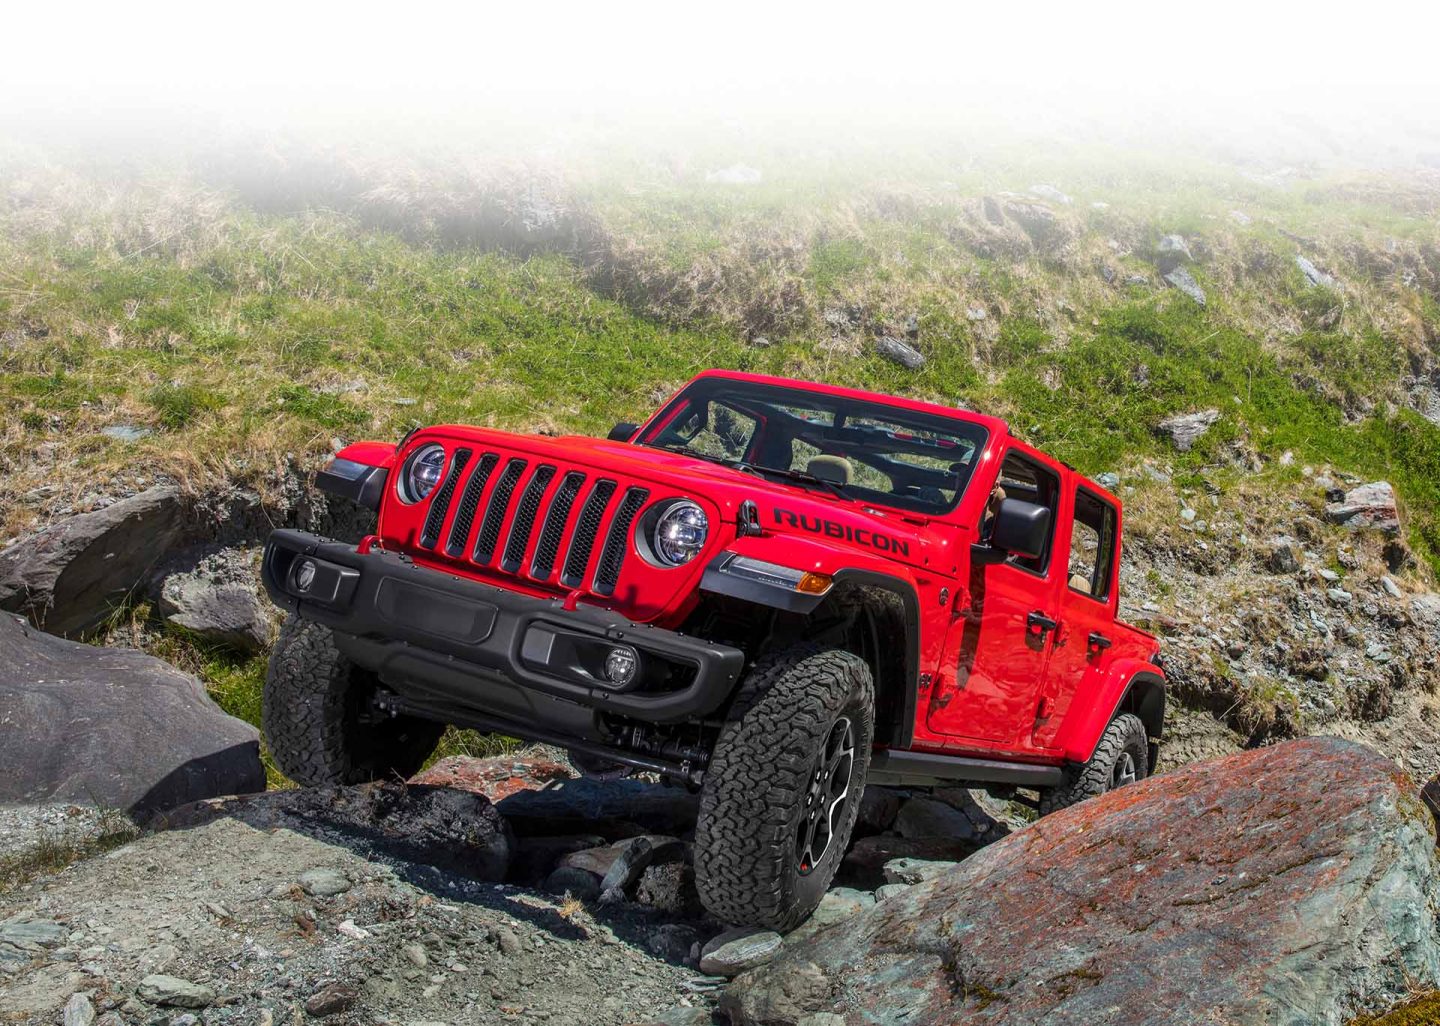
(5, 1, 1439, 156)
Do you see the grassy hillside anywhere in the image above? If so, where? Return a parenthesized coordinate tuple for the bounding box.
(4, 142, 1439, 566)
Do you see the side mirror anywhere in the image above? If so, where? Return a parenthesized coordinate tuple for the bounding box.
(608, 422, 639, 442)
(989, 498, 1051, 561)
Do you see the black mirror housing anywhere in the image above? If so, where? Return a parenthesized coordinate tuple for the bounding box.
(608, 422, 640, 442)
(989, 498, 1051, 561)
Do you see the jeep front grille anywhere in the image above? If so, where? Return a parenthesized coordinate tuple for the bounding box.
(446, 452, 499, 557)
(561, 480, 618, 588)
(501, 464, 556, 573)
(415, 451, 655, 595)
(474, 458, 528, 564)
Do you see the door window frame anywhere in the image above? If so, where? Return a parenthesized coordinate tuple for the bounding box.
(1066, 485, 1119, 604)
(987, 448, 1063, 580)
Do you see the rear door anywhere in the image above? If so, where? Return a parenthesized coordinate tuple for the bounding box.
(927, 444, 1064, 750)
(1032, 483, 1121, 748)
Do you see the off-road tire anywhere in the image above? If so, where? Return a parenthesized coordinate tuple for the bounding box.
(263, 614, 443, 786)
(694, 646, 874, 931)
(1039, 712, 1149, 815)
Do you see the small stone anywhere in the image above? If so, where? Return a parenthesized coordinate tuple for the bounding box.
(874, 335, 926, 370)
(875, 883, 913, 902)
(698, 929, 783, 976)
(1318, 568, 1342, 584)
(1229, 210, 1252, 225)
(304, 982, 359, 1017)
(543, 866, 601, 901)
(1180, 508, 1197, 523)
(64, 992, 96, 1026)
(655, 1007, 714, 1026)
(1095, 472, 1120, 490)
(966, 306, 988, 321)
(1155, 234, 1193, 272)
(1381, 576, 1403, 599)
(1327, 588, 1353, 605)
(494, 927, 523, 957)
(0, 921, 68, 947)
(1157, 409, 1219, 451)
(336, 919, 369, 940)
(600, 837, 658, 895)
(647, 923, 701, 963)
(883, 857, 960, 885)
(101, 425, 151, 442)
(1029, 184, 1073, 205)
(1296, 255, 1336, 288)
(136, 975, 215, 1009)
(798, 1015, 848, 1026)
(1163, 267, 1207, 306)
(298, 868, 351, 897)
(401, 943, 428, 968)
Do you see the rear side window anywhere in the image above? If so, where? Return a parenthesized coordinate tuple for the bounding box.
(1069, 488, 1118, 601)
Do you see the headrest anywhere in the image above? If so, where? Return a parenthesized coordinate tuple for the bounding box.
(806, 455, 853, 486)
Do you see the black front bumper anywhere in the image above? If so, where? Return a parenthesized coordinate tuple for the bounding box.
(261, 529, 745, 727)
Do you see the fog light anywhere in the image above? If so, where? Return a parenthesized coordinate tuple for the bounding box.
(294, 559, 317, 593)
(604, 646, 638, 686)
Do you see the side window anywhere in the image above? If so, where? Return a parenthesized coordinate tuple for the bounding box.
(1069, 488, 1118, 601)
(985, 451, 1061, 575)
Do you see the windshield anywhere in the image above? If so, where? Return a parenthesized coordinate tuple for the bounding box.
(636, 379, 988, 515)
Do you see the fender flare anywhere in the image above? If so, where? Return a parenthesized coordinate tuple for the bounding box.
(1055, 660, 1167, 768)
(699, 535, 924, 746)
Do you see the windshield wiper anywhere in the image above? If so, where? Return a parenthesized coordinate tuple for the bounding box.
(643, 442, 750, 471)
(748, 465, 853, 502)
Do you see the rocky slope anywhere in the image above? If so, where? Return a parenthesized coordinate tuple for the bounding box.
(3, 740, 1439, 1026)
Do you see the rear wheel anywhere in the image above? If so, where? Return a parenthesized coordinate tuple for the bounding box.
(263, 615, 443, 786)
(694, 646, 874, 931)
(1039, 712, 1149, 815)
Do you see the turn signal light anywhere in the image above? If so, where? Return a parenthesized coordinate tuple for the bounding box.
(796, 572, 833, 594)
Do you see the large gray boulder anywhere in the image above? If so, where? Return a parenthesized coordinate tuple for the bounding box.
(723, 737, 1440, 1026)
(0, 486, 184, 635)
(0, 615, 264, 815)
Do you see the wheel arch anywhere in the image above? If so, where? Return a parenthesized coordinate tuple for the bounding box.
(698, 545, 922, 748)
(1054, 660, 1167, 770)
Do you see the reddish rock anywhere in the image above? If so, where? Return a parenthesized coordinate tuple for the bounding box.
(1325, 481, 1401, 534)
(411, 753, 574, 802)
(723, 738, 1440, 1026)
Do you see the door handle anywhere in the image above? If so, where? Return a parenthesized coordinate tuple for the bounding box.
(1087, 631, 1113, 657)
(1026, 611, 1059, 639)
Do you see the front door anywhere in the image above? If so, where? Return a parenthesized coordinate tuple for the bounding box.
(927, 447, 1063, 749)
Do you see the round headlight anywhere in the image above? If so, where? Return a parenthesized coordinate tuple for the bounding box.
(653, 501, 709, 566)
(399, 444, 447, 504)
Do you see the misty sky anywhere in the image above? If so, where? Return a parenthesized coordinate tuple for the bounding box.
(5, 1, 1439, 163)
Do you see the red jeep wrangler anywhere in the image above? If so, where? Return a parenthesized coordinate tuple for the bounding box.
(261, 370, 1164, 928)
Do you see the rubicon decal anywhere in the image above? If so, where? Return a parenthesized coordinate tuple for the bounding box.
(773, 507, 911, 556)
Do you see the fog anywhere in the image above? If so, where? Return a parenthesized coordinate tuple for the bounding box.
(5, 0, 1440, 165)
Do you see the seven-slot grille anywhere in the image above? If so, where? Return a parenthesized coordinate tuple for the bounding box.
(414, 449, 654, 592)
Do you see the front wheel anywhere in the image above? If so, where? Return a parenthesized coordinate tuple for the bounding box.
(1039, 712, 1149, 815)
(263, 615, 443, 786)
(694, 646, 874, 931)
